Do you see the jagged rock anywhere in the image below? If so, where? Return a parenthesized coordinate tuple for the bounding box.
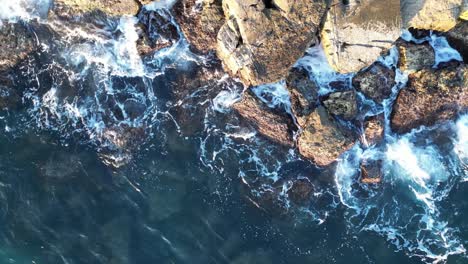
(137, 9, 180, 55)
(285, 67, 319, 127)
(352, 62, 396, 103)
(363, 114, 384, 147)
(321, 0, 400, 73)
(360, 159, 382, 184)
(0, 23, 37, 71)
(0, 74, 21, 110)
(401, 0, 464, 32)
(233, 90, 295, 147)
(397, 40, 435, 72)
(322, 90, 358, 120)
(297, 106, 356, 167)
(217, 0, 327, 85)
(391, 63, 468, 134)
(287, 178, 313, 205)
(173, 0, 225, 53)
(445, 20, 468, 62)
(51, 0, 141, 18)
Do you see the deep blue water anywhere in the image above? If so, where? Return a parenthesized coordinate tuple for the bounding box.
(0, 1, 467, 264)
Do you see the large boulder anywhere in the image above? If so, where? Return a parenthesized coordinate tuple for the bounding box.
(217, 0, 327, 86)
(445, 20, 468, 62)
(321, 0, 400, 73)
(297, 106, 356, 167)
(401, 0, 464, 32)
(362, 114, 385, 147)
(285, 67, 319, 127)
(173, 0, 225, 53)
(0, 23, 37, 71)
(397, 40, 435, 72)
(352, 62, 396, 103)
(233, 90, 295, 147)
(51, 0, 141, 18)
(391, 63, 468, 134)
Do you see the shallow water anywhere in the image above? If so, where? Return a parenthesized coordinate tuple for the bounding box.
(0, 1, 467, 263)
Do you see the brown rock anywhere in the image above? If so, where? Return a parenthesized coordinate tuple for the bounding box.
(233, 90, 295, 147)
(362, 114, 385, 147)
(352, 62, 396, 103)
(401, 0, 464, 32)
(287, 178, 313, 205)
(322, 0, 401, 73)
(360, 159, 382, 184)
(173, 0, 225, 53)
(445, 20, 468, 63)
(285, 67, 318, 127)
(397, 41, 435, 72)
(216, 0, 327, 85)
(51, 0, 141, 18)
(0, 23, 37, 71)
(322, 90, 358, 120)
(391, 63, 468, 134)
(297, 106, 356, 167)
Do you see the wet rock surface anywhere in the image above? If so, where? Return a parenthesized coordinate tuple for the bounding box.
(297, 106, 356, 167)
(173, 0, 225, 53)
(391, 63, 468, 134)
(322, 90, 358, 121)
(360, 159, 382, 184)
(0, 22, 37, 71)
(363, 114, 385, 147)
(233, 90, 295, 147)
(352, 62, 396, 103)
(136, 8, 180, 55)
(397, 40, 435, 72)
(216, 0, 327, 85)
(322, 0, 401, 73)
(285, 67, 319, 127)
(446, 20, 468, 62)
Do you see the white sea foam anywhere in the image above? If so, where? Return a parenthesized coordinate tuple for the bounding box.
(0, 0, 50, 26)
(251, 81, 292, 114)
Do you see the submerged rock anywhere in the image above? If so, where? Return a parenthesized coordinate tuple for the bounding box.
(391, 63, 468, 134)
(287, 178, 313, 206)
(401, 0, 464, 32)
(322, 90, 358, 121)
(352, 62, 396, 103)
(360, 159, 382, 184)
(298, 106, 356, 167)
(217, 0, 327, 85)
(362, 114, 385, 147)
(51, 0, 141, 18)
(0, 22, 37, 71)
(285, 67, 319, 127)
(136, 9, 180, 55)
(173, 0, 225, 53)
(233, 90, 295, 147)
(397, 41, 435, 72)
(321, 0, 400, 73)
(445, 20, 468, 62)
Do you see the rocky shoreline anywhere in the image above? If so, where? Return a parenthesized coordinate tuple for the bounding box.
(0, 0, 467, 213)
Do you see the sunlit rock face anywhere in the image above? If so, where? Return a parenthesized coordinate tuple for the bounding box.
(397, 40, 435, 72)
(391, 63, 468, 134)
(401, 0, 464, 32)
(216, 0, 327, 86)
(51, 0, 141, 18)
(321, 0, 401, 73)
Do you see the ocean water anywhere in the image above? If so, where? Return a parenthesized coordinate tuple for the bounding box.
(0, 1, 467, 264)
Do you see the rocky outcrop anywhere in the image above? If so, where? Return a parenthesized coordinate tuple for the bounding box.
(391, 63, 468, 134)
(321, 0, 400, 73)
(285, 67, 319, 127)
(445, 20, 468, 62)
(0, 23, 37, 71)
(173, 0, 225, 53)
(352, 62, 396, 103)
(297, 106, 356, 167)
(137, 9, 180, 55)
(51, 0, 141, 18)
(401, 0, 464, 32)
(360, 159, 382, 184)
(363, 114, 385, 147)
(322, 90, 358, 120)
(397, 41, 435, 72)
(217, 0, 327, 86)
(233, 90, 295, 147)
